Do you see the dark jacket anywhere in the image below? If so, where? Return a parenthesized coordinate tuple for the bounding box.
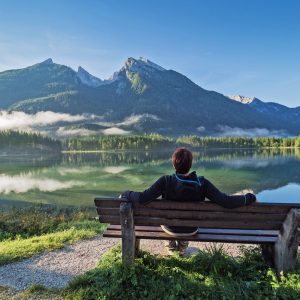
(123, 171, 256, 234)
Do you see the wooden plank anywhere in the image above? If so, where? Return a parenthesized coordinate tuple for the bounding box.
(133, 208, 286, 222)
(134, 201, 292, 214)
(96, 207, 287, 221)
(97, 208, 119, 216)
(106, 225, 279, 236)
(133, 216, 282, 230)
(94, 198, 296, 213)
(94, 198, 122, 207)
(103, 230, 278, 244)
(120, 202, 136, 266)
(98, 215, 121, 224)
(198, 228, 279, 236)
(99, 215, 282, 229)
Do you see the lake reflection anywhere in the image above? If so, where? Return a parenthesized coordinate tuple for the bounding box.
(0, 149, 299, 207)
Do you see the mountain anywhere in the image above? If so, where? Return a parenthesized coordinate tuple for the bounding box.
(0, 57, 299, 136)
(229, 95, 300, 134)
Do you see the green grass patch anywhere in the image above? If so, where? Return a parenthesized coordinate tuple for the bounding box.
(0, 205, 96, 241)
(0, 222, 106, 266)
(62, 246, 300, 300)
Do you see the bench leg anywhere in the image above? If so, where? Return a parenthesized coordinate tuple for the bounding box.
(135, 238, 140, 253)
(262, 209, 300, 276)
(120, 202, 136, 267)
(261, 244, 275, 268)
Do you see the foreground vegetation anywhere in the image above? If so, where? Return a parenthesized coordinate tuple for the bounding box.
(0, 205, 105, 265)
(3, 246, 299, 299)
(65, 247, 300, 299)
(1, 205, 300, 299)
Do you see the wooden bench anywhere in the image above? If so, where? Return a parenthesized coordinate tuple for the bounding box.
(94, 198, 300, 274)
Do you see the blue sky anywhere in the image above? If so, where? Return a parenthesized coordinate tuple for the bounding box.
(0, 0, 299, 107)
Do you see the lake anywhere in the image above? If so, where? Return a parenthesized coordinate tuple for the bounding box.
(0, 148, 300, 208)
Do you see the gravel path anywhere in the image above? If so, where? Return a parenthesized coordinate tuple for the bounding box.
(0, 236, 117, 292)
(0, 235, 252, 293)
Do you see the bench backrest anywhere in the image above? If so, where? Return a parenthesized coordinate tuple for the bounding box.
(94, 198, 295, 230)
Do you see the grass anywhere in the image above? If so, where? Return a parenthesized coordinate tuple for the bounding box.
(0, 205, 97, 241)
(0, 284, 63, 300)
(62, 246, 300, 299)
(0, 222, 105, 266)
(0, 205, 106, 265)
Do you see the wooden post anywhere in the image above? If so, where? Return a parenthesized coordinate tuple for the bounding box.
(261, 208, 300, 275)
(135, 239, 140, 253)
(120, 202, 136, 266)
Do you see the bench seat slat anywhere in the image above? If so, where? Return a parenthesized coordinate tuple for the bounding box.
(106, 225, 279, 237)
(94, 199, 294, 214)
(99, 215, 282, 230)
(103, 230, 278, 244)
(134, 209, 286, 222)
(97, 208, 286, 222)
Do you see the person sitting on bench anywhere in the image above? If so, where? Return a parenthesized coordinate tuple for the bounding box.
(121, 147, 256, 254)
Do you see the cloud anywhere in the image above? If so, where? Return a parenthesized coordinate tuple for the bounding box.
(57, 167, 98, 176)
(104, 166, 130, 174)
(217, 125, 287, 137)
(0, 111, 94, 131)
(56, 127, 97, 137)
(222, 159, 277, 169)
(102, 127, 130, 135)
(0, 174, 82, 194)
(117, 114, 160, 126)
(197, 126, 205, 132)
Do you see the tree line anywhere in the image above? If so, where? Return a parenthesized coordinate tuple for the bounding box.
(63, 134, 300, 151)
(0, 130, 61, 152)
(1, 131, 300, 152)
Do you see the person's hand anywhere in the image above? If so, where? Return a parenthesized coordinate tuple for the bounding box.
(245, 193, 256, 203)
(119, 190, 132, 201)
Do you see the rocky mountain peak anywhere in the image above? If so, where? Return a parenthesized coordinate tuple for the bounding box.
(77, 66, 103, 87)
(40, 58, 54, 65)
(123, 57, 165, 73)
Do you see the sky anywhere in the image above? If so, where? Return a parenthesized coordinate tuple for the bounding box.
(0, 0, 300, 107)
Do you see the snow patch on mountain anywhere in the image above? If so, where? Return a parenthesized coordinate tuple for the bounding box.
(229, 95, 255, 104)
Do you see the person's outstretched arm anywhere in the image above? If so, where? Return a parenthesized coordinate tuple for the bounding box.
(203, 178, 256, 208)
(121, 176, 166, 205)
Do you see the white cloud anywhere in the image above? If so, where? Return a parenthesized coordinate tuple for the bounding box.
(56, 127, 97, 137)
(102, 127, 130, 135)
(117, 114, 160, 126)
(104, 166, 130, 174)
(0, 174, 82, 194)
(57, 167, 97, 176)
(217, 125, 287, 137)
(0, 111, 93, 131)
(197, 126, 205, 132)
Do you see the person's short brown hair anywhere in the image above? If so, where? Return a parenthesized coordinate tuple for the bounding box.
(172, 147, 193, 174)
